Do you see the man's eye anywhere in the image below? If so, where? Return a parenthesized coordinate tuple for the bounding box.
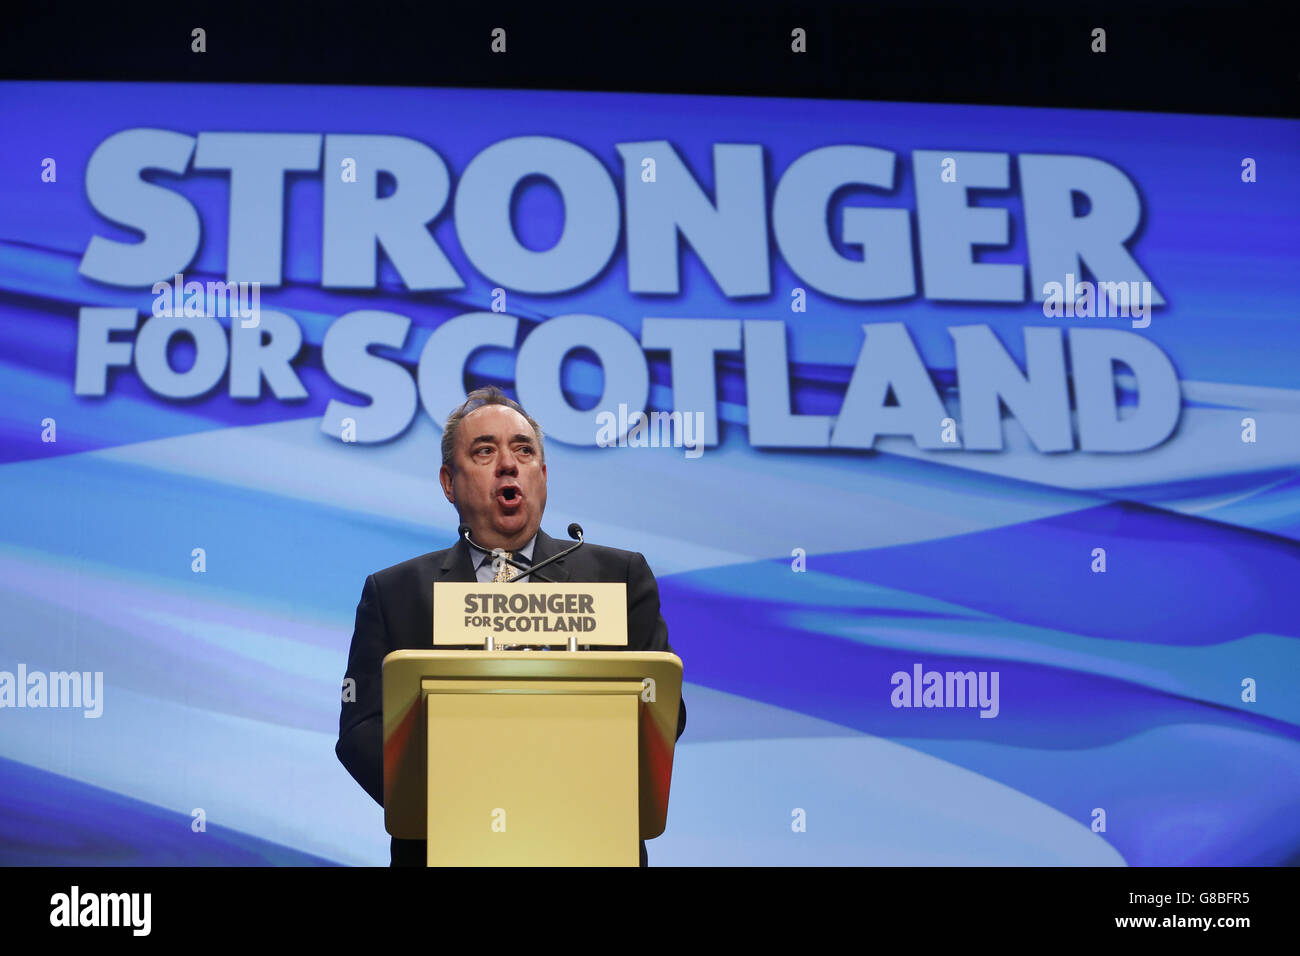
(474, 447, 492, 457)
(516, 445, 533, 455)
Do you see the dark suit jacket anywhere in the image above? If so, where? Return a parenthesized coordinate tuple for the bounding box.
(336, 528, 687, 867)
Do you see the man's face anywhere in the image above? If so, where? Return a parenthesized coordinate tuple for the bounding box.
(440, 404, 547, 551)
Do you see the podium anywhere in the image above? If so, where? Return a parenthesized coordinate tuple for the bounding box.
(382, 648, 683, 866)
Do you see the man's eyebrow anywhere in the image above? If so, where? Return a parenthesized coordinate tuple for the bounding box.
(469, 433, 533, 447)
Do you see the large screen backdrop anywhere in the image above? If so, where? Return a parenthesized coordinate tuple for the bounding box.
(1, 82, 1297, 866)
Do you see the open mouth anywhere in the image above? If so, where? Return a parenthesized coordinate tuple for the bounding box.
(496, 486, 522, 508)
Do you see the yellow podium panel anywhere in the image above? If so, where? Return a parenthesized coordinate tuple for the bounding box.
(425, 680, 640, 866)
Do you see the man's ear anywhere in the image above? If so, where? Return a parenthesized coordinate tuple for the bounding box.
(439, 464, 455, 504)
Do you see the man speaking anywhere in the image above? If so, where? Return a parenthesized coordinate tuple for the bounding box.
(336, 385, 687, 866)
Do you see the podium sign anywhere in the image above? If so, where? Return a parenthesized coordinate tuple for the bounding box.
(433, 581, 628, 647)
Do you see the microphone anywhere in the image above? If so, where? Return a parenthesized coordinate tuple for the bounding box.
(457, 523, 584, 583)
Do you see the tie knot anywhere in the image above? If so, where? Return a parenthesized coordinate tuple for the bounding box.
(490, 548, 524, 583)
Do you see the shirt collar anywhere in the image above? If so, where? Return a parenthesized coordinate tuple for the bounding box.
(474, 533, 537, 569)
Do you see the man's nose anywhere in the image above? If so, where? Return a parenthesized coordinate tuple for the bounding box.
(497, 447, 518, 473)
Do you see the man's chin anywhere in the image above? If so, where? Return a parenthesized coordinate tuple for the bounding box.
(493, 514, 534, 541)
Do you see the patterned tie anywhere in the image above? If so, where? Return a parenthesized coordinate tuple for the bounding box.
(492, 551, 513, 583)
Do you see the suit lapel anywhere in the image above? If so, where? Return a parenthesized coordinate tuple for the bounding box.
(531, 528, 571, 582)
(438, 537, 477, 582)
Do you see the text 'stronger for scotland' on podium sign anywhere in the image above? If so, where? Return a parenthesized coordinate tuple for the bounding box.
(432, 582, 629, 647)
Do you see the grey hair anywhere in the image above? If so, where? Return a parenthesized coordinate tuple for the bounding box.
(441, 386, 545, 469)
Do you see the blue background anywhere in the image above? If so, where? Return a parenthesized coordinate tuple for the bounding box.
(1, 82, 1298, 865)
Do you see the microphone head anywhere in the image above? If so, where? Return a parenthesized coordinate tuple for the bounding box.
(457, 524, 472, 539)
(567, 522, 584, 540)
